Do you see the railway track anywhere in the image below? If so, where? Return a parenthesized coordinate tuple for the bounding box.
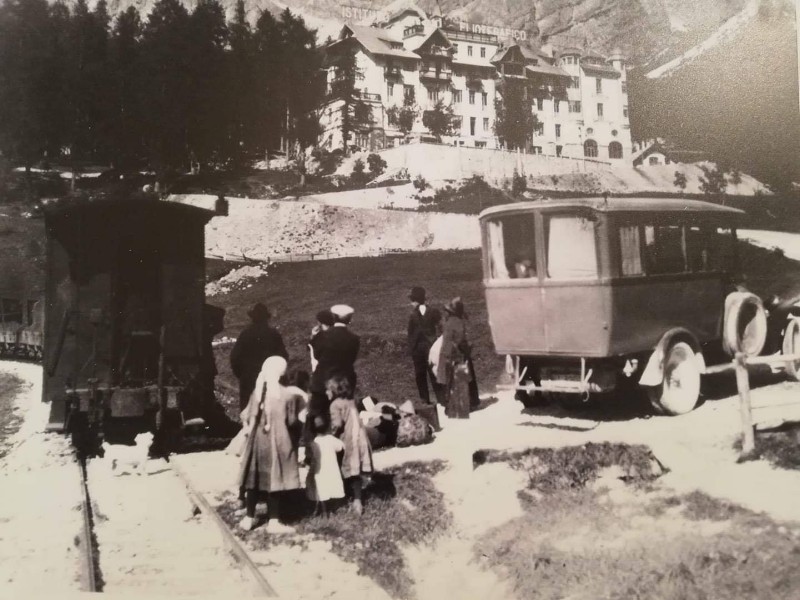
(78, 450, 277, 597)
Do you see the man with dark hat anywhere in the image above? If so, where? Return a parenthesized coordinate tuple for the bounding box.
(407, 286, 440, 404)
(230, 303, 288, 411)
(309, 305, 360, 408)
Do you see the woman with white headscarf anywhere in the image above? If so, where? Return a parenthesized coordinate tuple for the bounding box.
(237, 355, 304, 532)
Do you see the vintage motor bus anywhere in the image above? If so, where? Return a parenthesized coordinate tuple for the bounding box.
(479, 197, 776, 415)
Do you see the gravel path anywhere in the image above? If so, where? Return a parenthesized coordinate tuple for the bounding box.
(0, 362, 85, 593)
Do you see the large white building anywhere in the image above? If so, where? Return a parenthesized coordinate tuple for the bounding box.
(318, 6, 632, 162)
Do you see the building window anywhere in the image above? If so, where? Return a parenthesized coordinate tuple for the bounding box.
(470, 117, 476, 136)
(475, 141, 486, 148)
(428, 88, 438, 102)
(387, 82, 394, 99)
(453, 89, 462, 103)
(468, 45, 473, 56)
(623, 105, 629, 118)
(480, 47, 486, 58)
(569, 100, 582, 113)
(481, 92, 487, 107)
(596, 78, 602, 93)
(469, 90, 475, 104)
(555, 124, 561, 138)
(597, 103, 603, 118)
(584, 139, 598, 158)
(622, 81, 627, 94)
(649, 156, 659, 166)
(404, 85, 415, 102)
(609, 141, 623, 159)
(554, 100, 560, 113)
(556, 145, 562, 157)
(537, 97, 544, 111)
(483, 117, 489, 131)
(568, 76, 580, 88)
(535, 122, 544, 135)
(453, 115, 462, 130)
(563, 56, 575, 65)
(532, 146, 542, 155)
(453, 43, 459, 53)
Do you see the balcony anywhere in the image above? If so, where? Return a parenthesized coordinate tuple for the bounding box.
(403, 24, 424, 38)
(356, 90, 382, 102)
(420, 68, 452, 81)
(385, 66, 402, 79)
(465, 73, 483, 88)
(442, 28, 498, 45)
(424, 46, 452, 58)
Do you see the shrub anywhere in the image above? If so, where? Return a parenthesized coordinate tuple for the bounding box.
(413, 175, 428, 191)
(674, 171, 687, 191)
(367, 153, 387, 176)
(512, 169, 527, 196)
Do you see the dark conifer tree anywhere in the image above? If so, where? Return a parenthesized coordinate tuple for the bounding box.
(139, 0, 192, 181)
(226, 0, 256, 164)
(186, 0, 228, 169)
(109, 7, 143, 168)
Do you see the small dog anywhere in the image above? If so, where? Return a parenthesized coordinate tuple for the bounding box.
(102, 432, 154, 476)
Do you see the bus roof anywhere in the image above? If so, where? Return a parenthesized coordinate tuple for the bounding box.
(478, 197, 745, 220)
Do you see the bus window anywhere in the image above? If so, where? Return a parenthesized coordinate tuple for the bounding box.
(547, 215, 598, 279)
(619, 225, 643, 276)
(486, 216, 536, 279)
(644, 225, 686, 274)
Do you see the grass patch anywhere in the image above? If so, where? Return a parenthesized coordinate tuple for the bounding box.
(475, 442, 666, 493)
(477, 446, 800, 600)
(0, 373, 26, 459)
(218, 460, 451, 599)
(747, 426, 800, 470)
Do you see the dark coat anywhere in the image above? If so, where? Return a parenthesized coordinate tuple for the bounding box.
(309, 325, 360, 393)
(230, 322, 288, 407)
(407, 306, 439, 359)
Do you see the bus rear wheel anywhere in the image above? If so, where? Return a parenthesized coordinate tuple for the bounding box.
(646, 342, 701, 416)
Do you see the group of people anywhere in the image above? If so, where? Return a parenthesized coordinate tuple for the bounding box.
(227, 286, 479, 532)
(229, 303, 372, 532)
(408, 286, 479, 419)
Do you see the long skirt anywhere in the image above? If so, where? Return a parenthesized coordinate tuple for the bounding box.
(444, 360, 472, 419)
(238, 422, 300, 493)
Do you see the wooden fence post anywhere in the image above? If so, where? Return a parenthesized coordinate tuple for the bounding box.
(735, 352, 755, 456)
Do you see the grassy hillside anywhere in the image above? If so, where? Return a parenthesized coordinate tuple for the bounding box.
(210, 249, 501, 406)
(209, 241, 800, 412)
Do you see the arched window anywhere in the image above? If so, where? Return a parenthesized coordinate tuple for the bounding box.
(584, 139, 598, 158)
(609, 141, 623, 159)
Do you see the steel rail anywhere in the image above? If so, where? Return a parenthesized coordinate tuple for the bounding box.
(169, 458, 277, 597)
(77, 456, 100, 592)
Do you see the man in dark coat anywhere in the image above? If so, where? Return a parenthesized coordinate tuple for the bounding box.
(407, 286, 440, 404)
(309, 304, 360, 413)
(230, 303, 288, 411)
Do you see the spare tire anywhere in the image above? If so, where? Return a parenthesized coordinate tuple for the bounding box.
(783, 317, 800, 382)
(723, 292, 767, 357)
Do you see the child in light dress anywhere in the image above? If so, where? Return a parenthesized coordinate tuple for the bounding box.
(327, 375, 374, 515)
(305, 414, 345, 517)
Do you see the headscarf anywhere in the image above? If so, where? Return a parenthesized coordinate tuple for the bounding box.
(248, 355, 287, 432)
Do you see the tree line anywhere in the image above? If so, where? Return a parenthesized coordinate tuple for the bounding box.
(0, 0, 324, 180)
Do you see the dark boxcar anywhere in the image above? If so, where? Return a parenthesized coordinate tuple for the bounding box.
(42, 192, 227, 446)
(479, 197, 773, 415)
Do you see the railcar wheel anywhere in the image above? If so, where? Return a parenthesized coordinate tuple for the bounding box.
(646, 342, 701, 416)
(783, 318, 800, 382)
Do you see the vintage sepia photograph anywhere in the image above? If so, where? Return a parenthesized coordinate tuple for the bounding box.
(0, 0, 798, 597)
